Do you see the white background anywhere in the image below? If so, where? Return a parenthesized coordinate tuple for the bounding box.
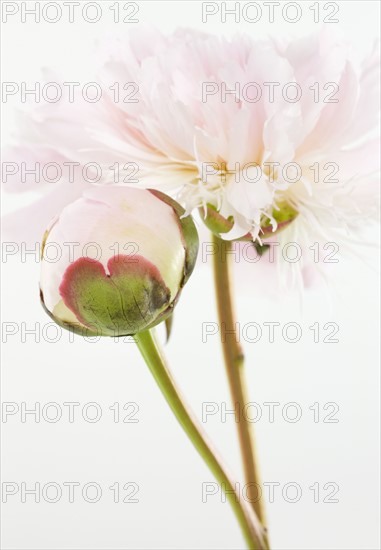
(1, 1, 380, 549)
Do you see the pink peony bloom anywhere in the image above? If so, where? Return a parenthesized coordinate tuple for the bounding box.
(3, 27, 379, 279)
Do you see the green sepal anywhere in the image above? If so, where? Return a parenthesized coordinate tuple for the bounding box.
(198, 204, 234, 234)
(148, 190, 199, 287)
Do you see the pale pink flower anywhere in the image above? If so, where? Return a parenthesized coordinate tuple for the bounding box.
(3, 27, 379, 285)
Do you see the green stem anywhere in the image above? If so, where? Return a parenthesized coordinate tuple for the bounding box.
(212, 235, 269, 547)
(135, 329, 266, 550)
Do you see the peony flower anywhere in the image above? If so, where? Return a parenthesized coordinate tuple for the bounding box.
(3, 27, 379, 276)
(40, 186, 198, 336)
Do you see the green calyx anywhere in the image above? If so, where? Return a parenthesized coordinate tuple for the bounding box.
(261, 202, 298, 237)
(198, 204, 234, 235)
(57, 255, 171, 337)
(200, 201, 299, 241)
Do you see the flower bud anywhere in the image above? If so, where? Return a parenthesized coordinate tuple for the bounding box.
(40, 187, 199, 337)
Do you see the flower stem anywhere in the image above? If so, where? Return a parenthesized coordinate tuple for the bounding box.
(134, 329, 266, 550)
(211, 235, 269, 546)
